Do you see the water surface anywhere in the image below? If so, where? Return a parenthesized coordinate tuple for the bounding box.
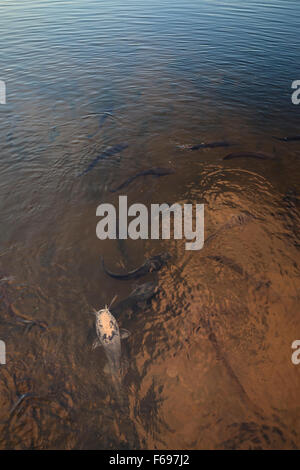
(0, 0, 299, 449)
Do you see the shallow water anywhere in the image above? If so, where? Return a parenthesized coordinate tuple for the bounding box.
(0, 0, 300, 449)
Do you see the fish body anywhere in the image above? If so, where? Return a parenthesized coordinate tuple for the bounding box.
(10, 393, 37, 417)
(126, 282, 158, 302)
(112, 282, 158, 317)
(102, 252, 170, 280)
(87, 112, 111, 138)
(0, 279, 47, 332)
(207, 254, 270, 291)
(92, 306, 130, 404)
(111, 167, 175, 192)
(179, 141, 232, 151)
(204, 212, 258, 246)
(207, 255, 245, 277)
(79, 143, 128, 176)
(223, 152, 275, 161)
(274, 135, 300, 142)
(94, 307, 122, 376)
(86, 283, 156, 345)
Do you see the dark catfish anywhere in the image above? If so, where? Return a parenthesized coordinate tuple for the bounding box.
(223, 152, 276, 161)
(10, 393, 38, 416)
(79, 143, 128, 176)
(175, 212, 258, 278)
(0, 278, 47, 332)
(207, 255, 245, 276)
(274, 135, 300, 142)
(111, 167, 175, 192)
(207, 255, 270, 291)
(88, 111, 112, 138)
(102, 253, 171, 280)
(180, 141, 232, 150)
(204, 212, 260, 246)
(112, 282, 158, 316)
(200, 314, 260, 415)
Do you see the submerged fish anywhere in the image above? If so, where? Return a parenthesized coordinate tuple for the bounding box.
(111, 167, 175, 192)
(79, 143, 128, 176)
(87, 112, 111, 138)
(86, 283, 157, 345)
(207, 255, 245, 276)
(200, 315, 260, 414)
(204, 212, 258, 246)
(125, 281, 159, 302)
(92, 305, 130, 402)
(98, 112, 112, 129)
(175, 212, 259, 279)
(178, 141, 232, 151)
(10, 392, 38, 416)
(49, 126, 59, 143)
(274, 135, 300, 142)
(207, 255, 270, 291)
(223, 152, 276, 161)
(102, 252, 171, 280)
(0, 278, 48, 332)
(112, 282, 159, 316)
(9, 303, 47, 332)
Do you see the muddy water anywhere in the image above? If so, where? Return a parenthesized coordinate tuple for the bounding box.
(0, 0, 300, 449)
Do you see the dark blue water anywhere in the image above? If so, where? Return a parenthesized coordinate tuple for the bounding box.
(0, 0, 299, 450)
(1, 1, 300, 118)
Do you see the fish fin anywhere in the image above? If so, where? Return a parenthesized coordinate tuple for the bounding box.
(120, 328, 131, 339)
(109, 294, 118, 309)
(92, 338, 101, 350)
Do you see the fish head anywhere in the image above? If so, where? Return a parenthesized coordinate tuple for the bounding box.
(159, 252, 171, 263)
(149, 252, 171, 271)
(95, 308, 119, 342)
